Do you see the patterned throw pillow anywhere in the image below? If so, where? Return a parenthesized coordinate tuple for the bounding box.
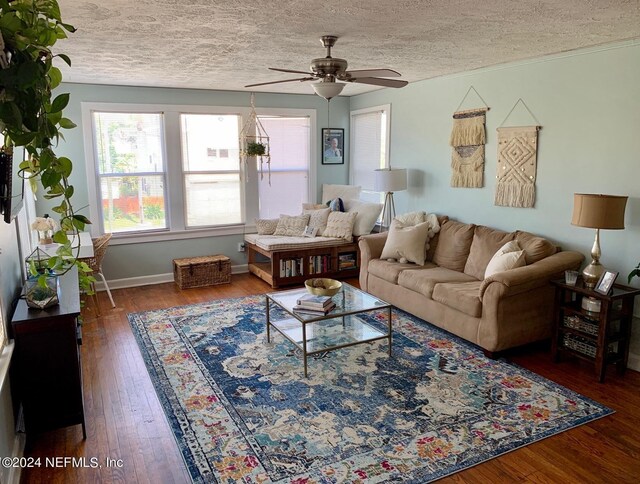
(380, 220, 431, 265)
(394, 211, 426, 226)
(303, 208, 331, 236)
(255, 218, 279, 235)
(323, 211, 357, 241)
(273, 214, 310, 237)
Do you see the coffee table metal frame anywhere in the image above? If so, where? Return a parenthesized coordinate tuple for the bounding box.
(265, 283, 392, 377)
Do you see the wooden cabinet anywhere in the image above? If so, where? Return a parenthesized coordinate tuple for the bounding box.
(551, 278, 639, 382)
(247, 241, 360, 288)
(11, 266, 86, 439)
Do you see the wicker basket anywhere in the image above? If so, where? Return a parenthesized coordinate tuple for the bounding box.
(563, 315, 599, 336)
(173, 255, 231, 289)
(562, 333, 597, 358)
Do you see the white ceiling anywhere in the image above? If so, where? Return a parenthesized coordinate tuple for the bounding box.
(57, 0, 640, 97)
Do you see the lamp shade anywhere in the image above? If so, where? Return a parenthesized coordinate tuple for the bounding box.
(374, 168, 407, 192)
(312, 81, 345, 100)
(571, 193, 627, 229)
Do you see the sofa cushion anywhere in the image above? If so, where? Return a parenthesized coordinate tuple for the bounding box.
(432, 220, 475, 271)
(381, 220, 431, 265)
(368, 259, 435, 284)
(516, 231, 557, 265)
(463, 225, 516, 280)
(432, 281, 483, 317)
(398, 266, 478, 298)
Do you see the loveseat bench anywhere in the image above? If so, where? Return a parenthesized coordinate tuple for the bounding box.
(358, 217, 584, 355)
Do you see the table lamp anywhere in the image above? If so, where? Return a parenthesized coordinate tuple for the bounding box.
(571, 193, 627, 288)
(374, 168, 407, 230)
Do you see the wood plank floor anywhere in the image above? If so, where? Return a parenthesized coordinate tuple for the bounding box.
(21, 274, 640, 483)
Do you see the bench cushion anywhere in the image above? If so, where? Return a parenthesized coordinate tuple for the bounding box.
(244, 234, 349, 251)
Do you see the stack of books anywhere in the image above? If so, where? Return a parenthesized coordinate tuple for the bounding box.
(293, 294, 336, 315)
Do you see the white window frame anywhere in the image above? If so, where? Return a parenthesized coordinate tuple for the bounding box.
(82, 102, 316, 245)
(349, 104, 391, 199)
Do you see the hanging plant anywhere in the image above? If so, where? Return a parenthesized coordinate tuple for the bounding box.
(246, 141, 266, 156)
(0, 0, 93, 292)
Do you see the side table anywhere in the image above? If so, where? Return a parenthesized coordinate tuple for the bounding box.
(550, 278, 639, 382)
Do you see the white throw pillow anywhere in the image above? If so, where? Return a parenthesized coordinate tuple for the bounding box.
(273, 214, 310, 237)
(321, 184, 361, 204)
(255, 218, 279, 235)
(323, 211, 357, 241)
(380, 220, 431, 266)
(303, 207, 331, 236)
(394, 211, 426, 227)
(484, 241, 526, 278)
(344, 199, 383, 236)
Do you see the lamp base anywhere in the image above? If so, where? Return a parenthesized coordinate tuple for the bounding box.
(582, 260, 604, 289)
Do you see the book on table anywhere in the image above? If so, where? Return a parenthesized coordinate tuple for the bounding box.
(295, 294, 334, 309)
(293, 302, 336, 315)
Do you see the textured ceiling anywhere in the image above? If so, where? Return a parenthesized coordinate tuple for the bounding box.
(56, 0, 640, 96)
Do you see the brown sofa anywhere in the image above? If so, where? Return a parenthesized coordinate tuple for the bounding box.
(358, 218, 584, 355)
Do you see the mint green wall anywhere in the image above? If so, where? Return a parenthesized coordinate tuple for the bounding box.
(44, 84, 351, 279)
(350, 41, 640, 286)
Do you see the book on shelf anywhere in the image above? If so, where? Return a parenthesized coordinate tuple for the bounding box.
(295, 294, 333, 308)
(293, 302, 336, 315)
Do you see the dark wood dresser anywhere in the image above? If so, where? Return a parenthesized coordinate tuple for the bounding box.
(11, 266, 86, 439)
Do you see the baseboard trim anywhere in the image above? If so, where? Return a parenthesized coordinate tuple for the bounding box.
(5, 432, 26, 484)
(94, 264, 249, 291)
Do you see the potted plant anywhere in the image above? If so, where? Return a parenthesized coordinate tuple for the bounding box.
(0, 0, 93, 292)
(629, 262, 640, 284)
(246, 141, 267, 156)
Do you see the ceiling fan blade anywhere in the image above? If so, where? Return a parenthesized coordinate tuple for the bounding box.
(351, 77, 408, 88)
(245, 77, 314, 88)
(343, 68, 402, 78)
(269, 67, 314, 75)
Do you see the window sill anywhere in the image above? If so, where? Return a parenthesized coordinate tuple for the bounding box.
(107, 224, 257, 245)
(0, 340, 15, 393)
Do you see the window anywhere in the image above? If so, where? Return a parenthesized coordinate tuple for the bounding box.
(84, 103, 315, 241)
(349, 105, 390, 203)
(181, 114, 242, 227)
(257, 116, 311, 218)
(92, 112, 167, 233)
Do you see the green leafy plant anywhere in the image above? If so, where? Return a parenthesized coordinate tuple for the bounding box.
(246, 141, 266, 156)
(0, 0, 93, 293)
(629, 262, 640, 284)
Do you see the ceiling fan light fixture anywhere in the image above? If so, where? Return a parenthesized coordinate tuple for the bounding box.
(312, 81, 345, 100)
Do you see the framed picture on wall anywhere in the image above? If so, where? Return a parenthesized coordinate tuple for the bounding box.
(321, 128, 344, 165)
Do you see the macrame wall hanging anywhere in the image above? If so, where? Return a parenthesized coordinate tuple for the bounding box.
(495, 98, 542, 208)
(449, 86, 489, 188)
(239, 93, 271, 185)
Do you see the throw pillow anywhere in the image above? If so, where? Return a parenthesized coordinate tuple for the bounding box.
(327, 197, 345, 212)
(321, 184, 361, 204)
(303, 207, 331, 236)
(380, 220, 431, 266)
(344, 199, 383, 236)
(323, 211, 357, 241)
(273, 214, 310, 237)
(302, 203, 326, 210)
(484, 241, 526, 278)
(255, 218, 279, 235)
(394, 211, 426, 226)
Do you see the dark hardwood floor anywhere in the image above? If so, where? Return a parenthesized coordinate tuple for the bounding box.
(21, 274, 640, 483)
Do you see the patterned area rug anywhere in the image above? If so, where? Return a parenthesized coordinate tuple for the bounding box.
(128, 296, 612, 483)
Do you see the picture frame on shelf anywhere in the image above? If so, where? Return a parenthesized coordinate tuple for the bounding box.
(321, 128, 344, 165)
(595, 270, 618, 295)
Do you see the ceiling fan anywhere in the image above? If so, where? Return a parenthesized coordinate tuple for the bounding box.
(245, 35, 408, 100)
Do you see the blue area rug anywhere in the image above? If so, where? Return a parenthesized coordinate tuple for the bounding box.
(128, 295, 612, 483)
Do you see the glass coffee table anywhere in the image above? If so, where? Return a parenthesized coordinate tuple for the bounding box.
(266, 282, 392, 377)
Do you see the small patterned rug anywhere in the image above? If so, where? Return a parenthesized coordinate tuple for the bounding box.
(128, 295, 612, 483)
